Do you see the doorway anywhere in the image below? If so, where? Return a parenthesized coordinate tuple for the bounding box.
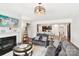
(67, 23, 71, 42)
(37, 23, 71, 42)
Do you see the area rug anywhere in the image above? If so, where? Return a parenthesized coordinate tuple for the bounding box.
(3, 45, 47, 56)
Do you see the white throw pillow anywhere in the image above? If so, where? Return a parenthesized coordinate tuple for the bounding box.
(53, 40, 60, 48)
(34, 36, 39, 40)
(42, 36, 47, 41)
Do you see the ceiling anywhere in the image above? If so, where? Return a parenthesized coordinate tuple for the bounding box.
(0, 3, 79, 21)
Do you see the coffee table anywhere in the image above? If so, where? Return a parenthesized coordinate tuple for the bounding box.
(13, 44, 33, 56)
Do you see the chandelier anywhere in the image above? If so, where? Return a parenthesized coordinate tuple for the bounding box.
(34, 3, 46, 16)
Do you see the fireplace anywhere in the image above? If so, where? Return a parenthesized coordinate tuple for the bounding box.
(0, 36, 16, 56)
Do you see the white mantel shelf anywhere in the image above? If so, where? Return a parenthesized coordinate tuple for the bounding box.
(0, 32, 20, 44)
(0, 32, 18, 38)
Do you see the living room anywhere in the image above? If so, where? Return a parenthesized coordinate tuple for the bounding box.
(0, 3, 79, 56)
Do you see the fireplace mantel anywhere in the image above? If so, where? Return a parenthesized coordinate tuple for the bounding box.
(0, 32, 20, 44)
(0, 36, 16, 55)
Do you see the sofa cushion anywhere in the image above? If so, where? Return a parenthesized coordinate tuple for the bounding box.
(34, 36, 40, 40)
(42, 36, 47, 41)
(66, 44, 79, 56)
(62, 41, 70, 49)
(62, 41, 79, 56)
(45, 47, 56, 56)
(53, 40, 61, 48)
(59, 47, 67, 56)
(54, 42, 62, 56)
(49, 41, 54, 47)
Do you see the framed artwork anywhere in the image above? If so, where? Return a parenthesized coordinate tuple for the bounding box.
(0, 15, 19, 33)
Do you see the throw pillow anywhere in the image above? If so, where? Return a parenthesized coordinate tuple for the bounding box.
(55, 42, 62, 56)
(42, 36, 47, 41)
(34, 36, 40, 40)
(53, 40, 60, 48)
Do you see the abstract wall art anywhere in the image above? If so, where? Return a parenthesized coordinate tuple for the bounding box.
(0, 15, 19, 33)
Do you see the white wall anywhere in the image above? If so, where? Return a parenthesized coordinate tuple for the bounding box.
(28, 23, 37, 38)
(71, 18, 79, 48)
(52, 24, 59, 35)
(28, 19, 72, 38)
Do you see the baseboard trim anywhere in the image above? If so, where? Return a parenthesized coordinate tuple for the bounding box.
(70, 42, 79, 50)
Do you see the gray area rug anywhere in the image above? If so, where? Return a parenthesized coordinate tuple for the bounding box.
(3, 42, 79, 56)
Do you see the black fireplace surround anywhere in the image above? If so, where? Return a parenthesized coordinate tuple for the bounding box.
(0, 36, 16, 56)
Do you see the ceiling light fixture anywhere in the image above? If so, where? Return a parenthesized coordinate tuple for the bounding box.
(34, 3, 46, 16)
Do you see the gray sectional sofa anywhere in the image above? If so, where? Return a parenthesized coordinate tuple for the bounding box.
(45, 40, 79, 56)
(32, 33, 49, 47)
